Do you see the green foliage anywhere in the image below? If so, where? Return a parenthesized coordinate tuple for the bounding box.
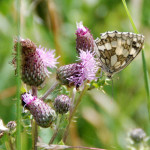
(0, 0, 150, 149)
(122, 0, 150, 124)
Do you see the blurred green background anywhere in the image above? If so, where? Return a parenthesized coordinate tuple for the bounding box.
(0, 0, 150, 149)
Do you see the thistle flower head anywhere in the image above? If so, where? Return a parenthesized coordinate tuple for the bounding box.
(76, 22, 94, 54)
(68, 50, 98, 86)
(57, 50, 98, 87)
(54, 95, 71, 114)
(56, 63, 79, 86)
(21, 92, 56, 128)
(13, 38, 59, 87)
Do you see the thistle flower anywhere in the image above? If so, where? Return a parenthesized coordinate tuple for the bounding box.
(76, 22, 94, 54)
(57, 50, 98, 87)
(54, 95, 71, 114)
(13, 38, 58, 87)
(21, 92, 56, 128)
(68, 50, 98, 86)
(56, 63, 79, 86)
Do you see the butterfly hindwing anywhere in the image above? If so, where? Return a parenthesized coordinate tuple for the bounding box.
(94, 31, 144, 78)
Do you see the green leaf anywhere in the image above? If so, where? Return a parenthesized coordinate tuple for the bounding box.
(122, 0, 150, 120)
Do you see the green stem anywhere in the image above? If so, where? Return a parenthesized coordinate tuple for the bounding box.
(31, 120, 38, 150)
(63, 83, 88, 143)
(69, 87, 76, 114)
(32, 87, 38, 150)
(16, 0, 21, 149)
(41, 81, 59, 100)
(122, 0, 150, 119)
(142, 51, 150, 118)
(49, 114, 62, 144)
(8, 133, 15, 150)
(122, 0, 138, 33)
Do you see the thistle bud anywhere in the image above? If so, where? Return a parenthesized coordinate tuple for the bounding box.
(7, 121, 16, 131)
(76, 22, 94, 54)
(21, 93, 56, 128)
(13, 39, 58, 87)
(54, 95, 71, 114)
(130, 128, 146, 143)
(14, 39, 36, 56)
(22, 49, 46, 86)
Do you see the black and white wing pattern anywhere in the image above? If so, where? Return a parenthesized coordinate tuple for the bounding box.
(94, 31, 144, 78)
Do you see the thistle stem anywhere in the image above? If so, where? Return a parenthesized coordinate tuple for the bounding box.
(63, 83, 88, 143)
(49, 114, 62, 144)
(16, 0, 21, 149)
(70, 87, 76, 113)
(67, 146, 105, 150)
(41, 81, 59, 100)
(32, 87, 38, 150)
(8, 134, 15, 150)
(32, 86, 37, 96)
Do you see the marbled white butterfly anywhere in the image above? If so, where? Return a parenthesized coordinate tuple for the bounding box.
(94, 31, 144, 78)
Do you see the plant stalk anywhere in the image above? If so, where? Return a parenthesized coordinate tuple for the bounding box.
(122, 0, 150, 120)
(70, 87, 76, 114)
(142, 51, 150, 119)
(41, 81, 59, 100)
(32, 87, 38, 150)
(16, 0, 21, 149)
(63, 83, 88, 143)
(49, 115, 62, 144)
(8, 133, 15, 150)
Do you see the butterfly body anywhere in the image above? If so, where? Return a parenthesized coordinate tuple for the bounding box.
(94, 31, 144, 78)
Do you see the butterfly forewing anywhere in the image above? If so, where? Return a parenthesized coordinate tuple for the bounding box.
(94, 31, 144, 78)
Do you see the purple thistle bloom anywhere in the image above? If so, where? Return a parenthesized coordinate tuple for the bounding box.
(13, 39, 59, 86)
(76, 22, 94, 54)
(76, 22, 87, 34)
(21, 92, 36, 105)
(36, 46, 59, 76)
(68, 50, 98, 86)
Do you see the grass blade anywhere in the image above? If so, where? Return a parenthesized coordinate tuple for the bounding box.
(122, 0, 150, 119)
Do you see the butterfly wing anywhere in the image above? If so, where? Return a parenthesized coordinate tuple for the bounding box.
(95, 31, 144, 77)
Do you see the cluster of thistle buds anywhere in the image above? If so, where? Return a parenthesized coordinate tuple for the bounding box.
(13, 21, 99, 128)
